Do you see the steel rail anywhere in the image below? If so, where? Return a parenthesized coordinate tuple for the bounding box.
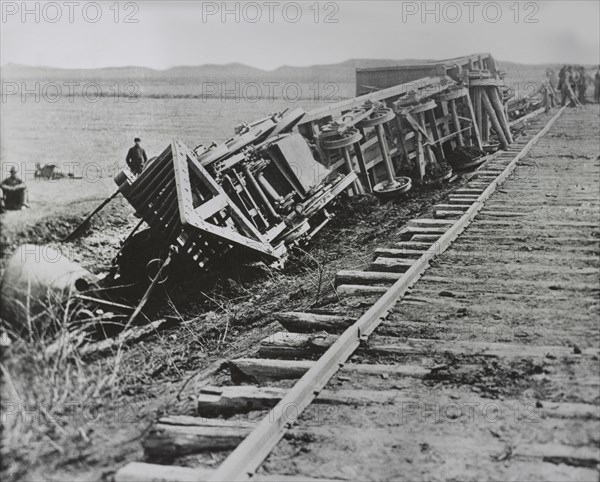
(207, 106, 567, 481)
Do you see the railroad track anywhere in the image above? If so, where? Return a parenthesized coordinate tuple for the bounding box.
(115, 105, 600, 482)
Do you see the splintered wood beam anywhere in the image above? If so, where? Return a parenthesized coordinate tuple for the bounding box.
(143, 418, 255, 458)
(230, 358, 316, 381)
(454, 188, 485, 195)
(392, 241, 438, 251)
(258, 332, 598, 361)
(373, 248, 428, 259)
(407, 218, 455, 227)
(369, 257, 418, 273)
(197, 385, 408, 417)
(447, 198, 479, 205)
(274, 312, 354, 333)
(229, 358, 430, 382)
(336, 284, 389, 297)
(404, 225, 451, 234)
(433, 204, 472, 212)
(434, 211, 464, 219)
(335, 270, 403, 286)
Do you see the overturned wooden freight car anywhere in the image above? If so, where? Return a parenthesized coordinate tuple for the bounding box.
(110, 108, 358, 283)
(94, 55, 519, 290)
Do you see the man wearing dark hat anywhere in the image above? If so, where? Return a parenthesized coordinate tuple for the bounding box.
(126, 137, 148, 175)
(1, 166, 28, 211)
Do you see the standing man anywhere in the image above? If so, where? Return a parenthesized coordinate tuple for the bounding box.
(546, 68, 558, 108)
(570, 67, 580, 102)
(557, 65, 566, 91)
(561, 68, 571, 106)
(561, 66, 580, 107)
(577, 66, 588, 104)
(126, 137, 148, 175)
(1, 166, 28, 211)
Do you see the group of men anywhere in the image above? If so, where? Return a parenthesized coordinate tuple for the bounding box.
(545, 65, 600, 108)
(1, 138, 148, 212)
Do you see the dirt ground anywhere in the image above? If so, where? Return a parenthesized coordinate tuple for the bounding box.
(0, 153, 477, 481)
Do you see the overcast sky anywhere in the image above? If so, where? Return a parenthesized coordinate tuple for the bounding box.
(1, 1, 598, 69)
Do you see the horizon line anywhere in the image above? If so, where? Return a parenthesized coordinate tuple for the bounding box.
(2, 57, 592, 72)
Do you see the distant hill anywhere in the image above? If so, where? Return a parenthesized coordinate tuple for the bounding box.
(0, 58, 569, 100)
(0, 58, 432, 82)
(1, 58, 436, 100)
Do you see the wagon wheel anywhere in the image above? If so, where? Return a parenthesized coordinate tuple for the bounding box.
(280, 220, 311, 244)
(146, 257, 170, 284)
(423, 167, 456, 187)
(357, 108, 396, 128)
(338, 105, 375, 127)
(320, 128, 362, 150)
(372, 176, 412, 199)
(452, 155, 487, 171)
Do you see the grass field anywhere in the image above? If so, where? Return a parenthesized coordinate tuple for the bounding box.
(0, 95, 325, 203)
